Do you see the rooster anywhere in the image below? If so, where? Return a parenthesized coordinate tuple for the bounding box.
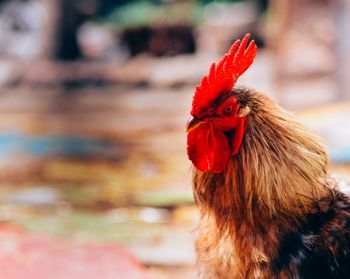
(186, 34, 350, 278)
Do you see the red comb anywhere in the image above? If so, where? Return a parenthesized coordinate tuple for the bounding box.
(191, 33, 257, 118)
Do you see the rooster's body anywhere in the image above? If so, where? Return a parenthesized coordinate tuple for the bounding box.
(186, 35, 350, 278)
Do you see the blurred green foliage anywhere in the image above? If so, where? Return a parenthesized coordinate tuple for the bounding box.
(102, 0, 242, 29)
(198, 0, 241, 4)
(16, 211, 170, 244)
(106, 1, 204, 29)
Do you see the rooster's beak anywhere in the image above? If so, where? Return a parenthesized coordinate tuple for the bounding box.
(186, 117, 204, 133)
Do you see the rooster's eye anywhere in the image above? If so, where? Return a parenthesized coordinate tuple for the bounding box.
(223, 105, 233, 115)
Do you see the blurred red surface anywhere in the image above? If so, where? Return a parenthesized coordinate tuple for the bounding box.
(0, 225, 147, 279)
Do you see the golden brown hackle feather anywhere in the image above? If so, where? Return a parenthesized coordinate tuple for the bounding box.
(192, 88, 335, 278)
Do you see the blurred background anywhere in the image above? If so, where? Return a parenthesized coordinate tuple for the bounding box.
(0, 0, 348, 278)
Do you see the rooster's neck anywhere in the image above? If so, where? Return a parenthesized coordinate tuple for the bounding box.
(193, 91, 333, 231)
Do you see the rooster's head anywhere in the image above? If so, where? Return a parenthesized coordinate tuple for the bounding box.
(186, 34, 257, 173)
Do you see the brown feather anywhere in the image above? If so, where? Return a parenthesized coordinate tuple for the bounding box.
(192, 88, 336, 278)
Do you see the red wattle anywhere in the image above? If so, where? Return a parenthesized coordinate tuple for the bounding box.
(231, 118, 247, 155)
(187, 123, 230, 173)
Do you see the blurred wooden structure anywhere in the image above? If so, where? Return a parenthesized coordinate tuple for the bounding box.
(40, 0, 59, 58)
(335, 0, 350, 101)
(40, 0, 97, 60)
(269, 0, 350, 104)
